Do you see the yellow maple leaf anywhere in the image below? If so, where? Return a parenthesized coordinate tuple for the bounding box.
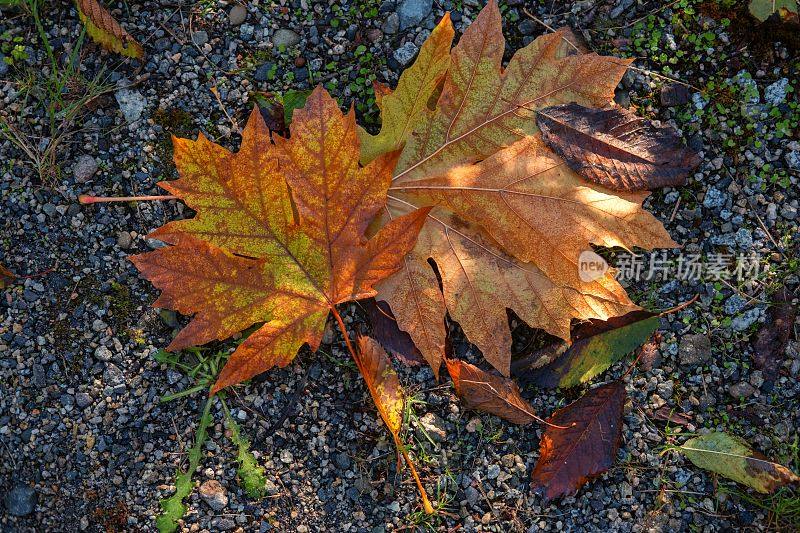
(357, 13, 455, 165)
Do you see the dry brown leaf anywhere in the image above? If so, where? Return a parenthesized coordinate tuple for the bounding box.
(446, 357, 540, 425)
(75, 0, 144, 59)
(531, 381, 626, 501)
(753, 286, 796, 387)
(536, 103, 702, 191)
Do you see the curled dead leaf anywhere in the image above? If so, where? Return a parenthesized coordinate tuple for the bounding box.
(75, 0, 144, 59)
(446, 358, 540, 425)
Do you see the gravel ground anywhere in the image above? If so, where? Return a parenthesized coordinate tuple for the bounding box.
(1, 0, 799, 531)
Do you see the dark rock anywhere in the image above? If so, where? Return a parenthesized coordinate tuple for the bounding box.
(660, 83, 691, 107)
(4, 485, 36, 516)
(254, 63, 275, 82)
(678, 334, 711, 367)
(334, 452, 351, 470)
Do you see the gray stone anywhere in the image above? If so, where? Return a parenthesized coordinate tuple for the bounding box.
(229, 5, 247, 26)
(103, 363, 124, 386)
(199, 479, 228, 511)
(94, 345, 113, 361)
(486, 464, 501, 480)
(780, 203, 797, 221)
(4, 485, 36, 516)
(465, 486, 480, 505)
(398, 0, 432, 30)
(749, 370, 764, 389)
(116, 231, 133, 250)
(735, 228, 753, 249)
(393, 42, 419, 67)
(702, 187, 726, 209)
(723, 295, 746, 315)
(786, 150, 800, 171)
(115, 84, 147, 123)
(678, 334, 711, 367)
(0, 56, 8, 77)
(417, 412, 446, 442)
(211, 517, 236, 531)
(73, 155, 98, 183)
(729, 381, 756, 399)
(334, 452, 351, 470)
(191, 30, 209, 46)
(382, 12, 400, 34)
(75, 392, 93, 408)
(764, 78, 789, 106)
(239, 24, 254, 40)
(272, 29, 301, 48)
(732, 308, 760, 331)
(264, 478, 280, 496)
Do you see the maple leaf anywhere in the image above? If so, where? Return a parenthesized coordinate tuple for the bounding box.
(531, 380, 626, 501)
(364, 1, 677, 378)
(358, 13, 455, 165)
(130, 87, 431, 394)
(536, 103, 702, 191)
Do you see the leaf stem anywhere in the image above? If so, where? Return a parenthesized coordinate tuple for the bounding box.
(79, 194, 178, 204)
(329, 306, 434, 515)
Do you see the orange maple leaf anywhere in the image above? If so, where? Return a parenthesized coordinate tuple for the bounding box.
(130, 87, 430, 394)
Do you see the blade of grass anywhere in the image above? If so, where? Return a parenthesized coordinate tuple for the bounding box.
(156, 394, 214, 533)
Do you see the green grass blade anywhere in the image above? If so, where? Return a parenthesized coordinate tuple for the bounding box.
(220, 397, 267, 499)
(156, 395, 215, 533)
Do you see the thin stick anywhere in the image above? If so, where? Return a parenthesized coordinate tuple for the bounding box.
(79, 194, 178, 204)
(329, 307, 435, 515)
(658, 294, 699, 317)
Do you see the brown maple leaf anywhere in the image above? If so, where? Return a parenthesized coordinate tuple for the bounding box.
(130, 86, 430, 394)
(364, 1, 677, 378)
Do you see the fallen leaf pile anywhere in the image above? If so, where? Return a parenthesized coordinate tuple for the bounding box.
(126, 0, 798, 514)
